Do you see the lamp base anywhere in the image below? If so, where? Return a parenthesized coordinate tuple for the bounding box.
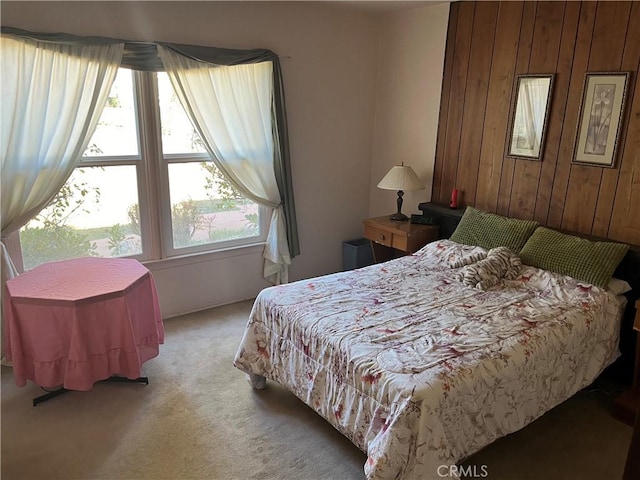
(389, 212, 409, 222)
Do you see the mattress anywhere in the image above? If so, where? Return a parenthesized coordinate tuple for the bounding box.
(233, 240, 624, 480)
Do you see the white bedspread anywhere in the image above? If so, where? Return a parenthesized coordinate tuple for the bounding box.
(233, 240, 623, 480)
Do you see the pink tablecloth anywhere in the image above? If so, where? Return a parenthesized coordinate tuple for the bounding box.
(4, 257, 164, 391)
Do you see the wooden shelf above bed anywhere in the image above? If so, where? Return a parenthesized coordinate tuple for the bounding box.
(417, 202, 464, 239)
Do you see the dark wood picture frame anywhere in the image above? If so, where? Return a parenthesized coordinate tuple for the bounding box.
(505, 74, 555, 161)
(572, 72, 631, 168)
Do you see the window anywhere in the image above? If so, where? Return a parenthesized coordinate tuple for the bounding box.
(19, 68, 265, 270)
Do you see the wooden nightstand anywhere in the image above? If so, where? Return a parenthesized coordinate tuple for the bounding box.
(614, 299, 640, 426)
(363, 216, 439, 263)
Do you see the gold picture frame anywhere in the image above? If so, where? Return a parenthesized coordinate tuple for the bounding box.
(572, 72, 630, 168)
(506, 74, 555, 161)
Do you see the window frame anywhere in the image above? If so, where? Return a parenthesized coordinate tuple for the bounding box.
(17, 67, 268, 270)
(160, 154, 269, 258)
(148, 70, 268, 257)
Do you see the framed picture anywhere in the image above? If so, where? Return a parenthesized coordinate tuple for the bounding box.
(506, 74, 555, 161)
(572, 72, 630, 168)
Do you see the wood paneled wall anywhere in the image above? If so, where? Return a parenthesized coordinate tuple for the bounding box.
(432, 1, 640, 247)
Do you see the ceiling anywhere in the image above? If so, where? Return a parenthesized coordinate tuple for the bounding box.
(320, 1, 450, 13)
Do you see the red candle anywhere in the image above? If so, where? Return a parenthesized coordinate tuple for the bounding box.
(450, 188, 458, 209)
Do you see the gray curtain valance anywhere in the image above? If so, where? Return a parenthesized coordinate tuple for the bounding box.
(1, 26, 299, 258)
(2, 27, 278, 70)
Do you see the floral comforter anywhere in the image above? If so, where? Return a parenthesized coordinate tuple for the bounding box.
(233, 240, 623, 480)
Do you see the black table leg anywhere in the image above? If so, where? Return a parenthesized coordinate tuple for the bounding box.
(99, 376, 149, 385)
(32, 376, 149, 406)
(33, 388, 69, 406)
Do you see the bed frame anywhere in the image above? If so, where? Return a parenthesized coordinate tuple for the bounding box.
(611, 248, 640, 386)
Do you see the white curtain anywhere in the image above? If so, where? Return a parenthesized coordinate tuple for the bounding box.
(157, 46, 291, 284)
(1, 35, 123, 360)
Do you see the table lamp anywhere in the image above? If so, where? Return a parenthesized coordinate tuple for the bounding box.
(377, 163, 424, 221)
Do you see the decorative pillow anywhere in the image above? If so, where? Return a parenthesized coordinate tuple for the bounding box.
(449, 207, 539, 253)
(519, 227, 629, 288)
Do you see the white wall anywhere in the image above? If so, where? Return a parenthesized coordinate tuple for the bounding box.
(1, 1, 381, 317)
(1, 1, 449, 318)
(369, 2, 449, 217)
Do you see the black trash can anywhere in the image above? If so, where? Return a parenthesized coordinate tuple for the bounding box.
(342, 238, 374, 271)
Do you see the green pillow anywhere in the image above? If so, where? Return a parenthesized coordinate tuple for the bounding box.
(449, 207, 539, 253)
(519, 227, 629, 288)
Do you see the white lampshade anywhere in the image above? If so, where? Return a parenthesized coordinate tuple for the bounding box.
(377, 164, 424, 191)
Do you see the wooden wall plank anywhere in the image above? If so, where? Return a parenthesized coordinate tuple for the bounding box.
(432, 2, 459, 204)
(609, 2, 640, 245)
(496, 0, 537, 216)
(609, 77, 640, 244)
(547, 1, 597, 229)
(438, 1, 475, 205)
(592, 1, 637, 237)
(475, 2, 525, 212)
(562, 1, 630, 234)
(456, 1, 499, 208)
(431, 0, 640, 246)
(508, 1, 565, 221)
(534, 2, 581, 225)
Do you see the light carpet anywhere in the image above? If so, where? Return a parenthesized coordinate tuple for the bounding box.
(1, 300, 633, 480)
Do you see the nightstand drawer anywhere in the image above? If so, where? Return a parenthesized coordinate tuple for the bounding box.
(364, 226, 393, 247)
(362, 216, 440, 263)
(391, 235, 409, 251)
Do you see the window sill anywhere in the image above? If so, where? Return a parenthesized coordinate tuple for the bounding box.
(142, 242, 265, 272)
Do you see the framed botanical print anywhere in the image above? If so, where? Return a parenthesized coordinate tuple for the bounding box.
(572, 72, 630, 168)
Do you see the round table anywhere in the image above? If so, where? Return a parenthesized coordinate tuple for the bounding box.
(4, 257, 164, 398)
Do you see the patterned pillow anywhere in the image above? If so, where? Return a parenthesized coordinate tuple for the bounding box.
(519, 227, 629, 288)
(450, 207, 539, 253)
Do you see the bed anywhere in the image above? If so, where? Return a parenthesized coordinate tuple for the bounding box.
(233, 210, 631, 480)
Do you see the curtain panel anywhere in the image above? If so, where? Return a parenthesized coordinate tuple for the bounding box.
(1, 27, 300, 264)
(1, 33, 123, 362)
(1, 35, 123, 276)
(158, 47, 291, 283)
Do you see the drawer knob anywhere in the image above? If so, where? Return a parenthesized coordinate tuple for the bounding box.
(380, 234, 386, 241)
